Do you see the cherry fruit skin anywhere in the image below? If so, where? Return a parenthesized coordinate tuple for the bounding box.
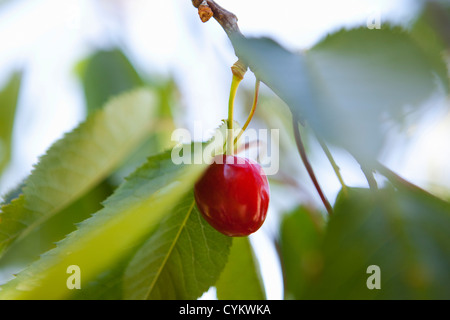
(194, 154, 270, 237)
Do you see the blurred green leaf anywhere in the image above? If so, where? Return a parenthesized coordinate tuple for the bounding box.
(76, 49, 144, 114)
(71, 126, 233, 300)
(305, 186, 450, 299)
(0, 71, 21, 177)
(0, 148, 210, 299)
(232, 35, 314, 128)
(215, 237, 266, 300)
(123, 192, 231, 300)
(0, 89, 157, 257)
(0, 181, 113, 285)
(0, 119, 228, 299)
(278, 206, 324, 300)
(411, 2, 450, 69)
(0, 179, 24, 206)
(108, 78, 179, 186)
(75, 48, 179, 185)
(232, 26, 448, 163)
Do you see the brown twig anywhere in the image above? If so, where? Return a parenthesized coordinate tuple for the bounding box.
(191, 0, 242, 37)
(292, 118, 333, 216)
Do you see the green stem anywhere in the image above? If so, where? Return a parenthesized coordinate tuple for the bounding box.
(314, 133, 348, 196)
(227, 75, 241, 155)
(235, 79, 260, 145)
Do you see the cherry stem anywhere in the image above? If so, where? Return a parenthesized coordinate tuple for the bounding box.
(235, 79, 260, 145)
(293, 118, 333, 216)
(314, 132, 348, 196)
(227, 74, 242, 155)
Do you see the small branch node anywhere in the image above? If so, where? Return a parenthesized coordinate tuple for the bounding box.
(192, 0, 203, 8)
(231, 59, 248, 80)
(191, 0, 242, 37)
(198, 1, 213, 23)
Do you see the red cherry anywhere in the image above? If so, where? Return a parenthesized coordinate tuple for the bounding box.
(194, 154, 270, 237)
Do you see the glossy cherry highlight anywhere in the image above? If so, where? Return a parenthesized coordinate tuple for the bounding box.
(194, 154, 270, 237)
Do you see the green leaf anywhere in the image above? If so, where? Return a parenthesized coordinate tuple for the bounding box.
(75, 48, 180, 185)
(232, 35, 313, 129)
(0, 89, 157, 257)
(215, 237, 266, 300)
(278, 206, 324, 300)
(410, 3, 450, 80)
(305, 186, 450, 299)
(123, 192, 231, 300)
(0, 148, 210, 299)
(232, 26, 448, 162)
(0, 179, 24, 206)
(75, 49, 144, 114)
(0, 115, 229, 299)
(0, 181, 113, 285)
(108, 78, 179, 186)
(0, 71, 22, 177)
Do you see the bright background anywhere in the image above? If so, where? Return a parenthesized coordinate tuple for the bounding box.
(0, 0, 449, 299)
